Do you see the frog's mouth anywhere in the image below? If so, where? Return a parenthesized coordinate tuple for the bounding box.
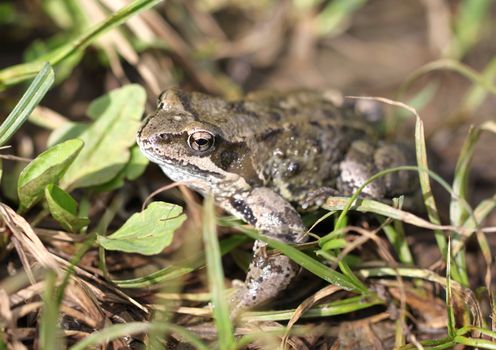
(136, 138, 174, 167)
(135, 132, 169, 166)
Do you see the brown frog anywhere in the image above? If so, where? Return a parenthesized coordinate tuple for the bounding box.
(136, 89, 416, 313)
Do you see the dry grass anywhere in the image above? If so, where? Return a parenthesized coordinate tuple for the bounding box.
(0, 0, 496, 349)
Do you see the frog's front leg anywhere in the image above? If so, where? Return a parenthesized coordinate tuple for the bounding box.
(222, 187, 307, 313)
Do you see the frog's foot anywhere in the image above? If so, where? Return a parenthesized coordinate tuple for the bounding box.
(230, 241, 300, 317)
(300, 187, 340, 210)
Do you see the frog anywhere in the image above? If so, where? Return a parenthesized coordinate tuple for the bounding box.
(136, 88, 417, 314)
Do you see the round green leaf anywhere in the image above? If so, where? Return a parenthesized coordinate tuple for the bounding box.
(17, 138, 83, 212)
(45, 184, 89, 232)
(97, 202, 186, 256)
(61, 85, 146, 189)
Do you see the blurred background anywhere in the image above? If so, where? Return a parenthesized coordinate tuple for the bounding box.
(0, 0, 495, 215)
(1, 2, 495, 348)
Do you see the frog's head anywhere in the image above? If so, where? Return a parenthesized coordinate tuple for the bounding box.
(137, 89, 247, 191)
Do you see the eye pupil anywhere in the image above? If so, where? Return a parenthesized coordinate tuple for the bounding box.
(188, 131, 215, 152)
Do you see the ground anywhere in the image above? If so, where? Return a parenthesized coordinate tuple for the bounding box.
(0, 1, 495, 349)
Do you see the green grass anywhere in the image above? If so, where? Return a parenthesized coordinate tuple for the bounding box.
(0, 0, 495, 349)
(0, 63, 54, 147)
(201, 195, 235, 350)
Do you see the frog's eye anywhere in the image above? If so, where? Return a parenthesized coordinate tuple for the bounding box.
(188, 130, 215, 152)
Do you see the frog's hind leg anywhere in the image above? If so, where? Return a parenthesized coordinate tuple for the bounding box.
(373, 142, 418, 196)
(227, 187, 307, 315)
(231, 241, 300, 312)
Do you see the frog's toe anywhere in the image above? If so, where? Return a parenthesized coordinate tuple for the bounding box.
(300, 187, 339, 210)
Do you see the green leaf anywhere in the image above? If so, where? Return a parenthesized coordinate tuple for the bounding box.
(97, 202, 186, 255)
(0, 63, 54, 146)
(61, 85, 146, 189)
(124, 145, 149, 181)
(45, 184, 89, 232)
(47, 121, 88, 147)
(93, 144, 149, 192)
(17, 138, 84, 212)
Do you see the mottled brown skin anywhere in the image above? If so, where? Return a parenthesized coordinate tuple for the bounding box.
(136, 88, 417, 313)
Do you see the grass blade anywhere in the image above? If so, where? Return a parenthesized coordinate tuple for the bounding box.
(415, 115, 448, 258)
(69, 322, 208, 350)
(113, 235, 248, 288)
(453, 336, 496, 349)
(315, 0, 367, 36)
(381, 219, 414, 265)
(460, 58, 496, 114)
(402, 59, 496, 97)
(449, 126, 482, 287)
(0, 0, 162, 89)
(39, 270, 64, 350)
(446, 236, 456, 338)
(202, 195, 235, 349)
(451, 0, 493, 58)
(463, 195, 496, 231)
(0, 63, 54, 146)
(450, 126, 480, 227)
(244, 294, 383, 322)
(238, 226, 363, 292)
(322, 196, 454, 232)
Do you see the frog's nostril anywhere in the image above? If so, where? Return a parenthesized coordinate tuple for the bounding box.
(156, 133, 169, 141)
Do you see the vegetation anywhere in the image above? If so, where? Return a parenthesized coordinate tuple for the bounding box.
(0, 0, 495, 349)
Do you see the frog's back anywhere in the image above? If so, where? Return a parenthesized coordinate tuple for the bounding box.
(183, 90, 374, 136)
(230, 90, 380, 201)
